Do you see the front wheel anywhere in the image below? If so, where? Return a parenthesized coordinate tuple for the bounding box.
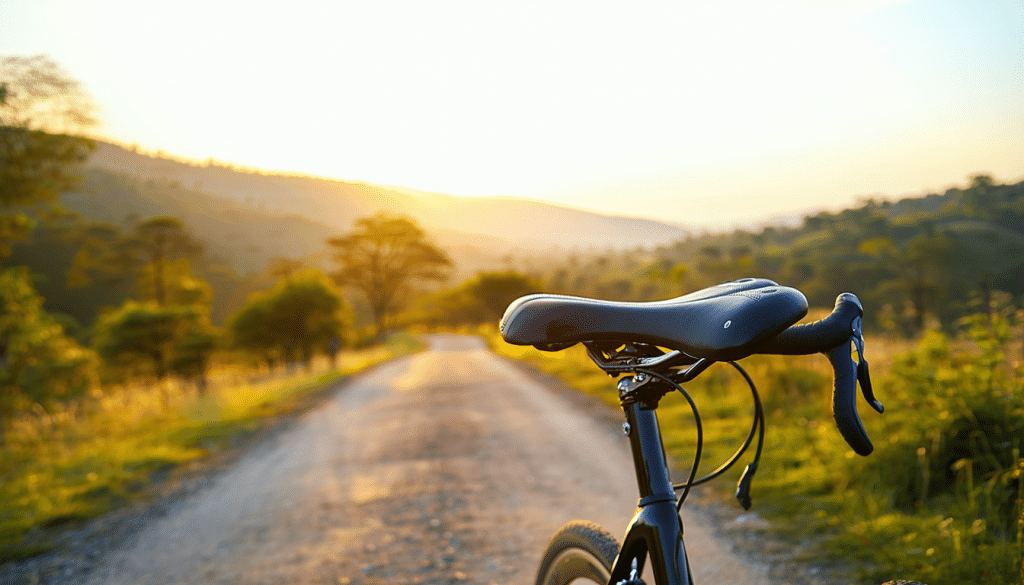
(536, 520, 621, 585)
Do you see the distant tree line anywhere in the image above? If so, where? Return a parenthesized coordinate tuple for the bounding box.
(519, 174, 1024, 336)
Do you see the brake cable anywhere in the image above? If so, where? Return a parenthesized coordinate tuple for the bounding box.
(639, 361, 766, 511)
(635, 367, 703, 508)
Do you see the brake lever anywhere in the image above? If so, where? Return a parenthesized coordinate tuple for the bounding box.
(850, 316, 883, 414)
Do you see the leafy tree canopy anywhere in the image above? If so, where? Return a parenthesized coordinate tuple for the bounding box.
(1, 55, 96, 260)
(92, 301, 216, 381)
(0, 267, 95, 406)
(412, 271, 542, 327)
(0, 55, 97, 132)
(328, 213, 451, 339)
(228, 270, 351, 366)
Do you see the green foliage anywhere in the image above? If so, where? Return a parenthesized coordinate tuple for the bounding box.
(228, 270, 351, 366)
(0, 212, 34, 267)
(412, 271, 542, 326)
(124, 216, 204, 307)
(135, 257, 212, 308)
(823, 314, 1022, 584)
(835, 299, 1024, 584)
(526, 176, 1024, 336)
(92, 301, 218, 381)
(0, 126, 95, 260)
(0, 267, 95, 408)
(0, 127, 94, 211)
(8, 207, 258, 328)
(167, 323, 219, 383)
(329, 213, 452, 338)
(1, 55, 96, 261)
(473, 272, 542, 319)
(874, 324, 1022, 505)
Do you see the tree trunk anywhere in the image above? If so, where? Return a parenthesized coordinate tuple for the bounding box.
(153, 237, 166, 306)
(373, 309, 387, 344)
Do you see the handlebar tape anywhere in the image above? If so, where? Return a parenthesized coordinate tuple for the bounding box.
(758, 293, 874, 456)
(826, 342, 873, 455)
(757, 293, 862, 354)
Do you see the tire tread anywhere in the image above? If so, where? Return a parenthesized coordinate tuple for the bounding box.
(535, 520, 620, 585)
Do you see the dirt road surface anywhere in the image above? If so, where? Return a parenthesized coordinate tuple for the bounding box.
(76, 335, 772, 585)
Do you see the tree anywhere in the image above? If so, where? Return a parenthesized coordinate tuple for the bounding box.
(900, 232, 955, 332)
(0, 55, 98, 437)
(168, 323, 219, 394)
(64, 216, 210, 311)
(328, 213, 451, 340)
(1, 55, 97, 260)
(417, 271, 541, 326)
(228, 294, 276, 364)
(471, 272, 542, 322)
(962, 174, 994, 218)
(1, 267, 95, 442)
(129, 217, 204, 306)
(0, 55, 97, 132)
(92, 301, 215, 383)
(68, 216, 214, 387)
(228, 270, 351, 369)
(65, 222, 133, 288)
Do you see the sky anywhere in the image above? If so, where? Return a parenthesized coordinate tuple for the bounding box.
(2, 0, 1022, 229)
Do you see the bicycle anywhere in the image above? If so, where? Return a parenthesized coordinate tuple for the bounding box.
(500, 278, 919, 585)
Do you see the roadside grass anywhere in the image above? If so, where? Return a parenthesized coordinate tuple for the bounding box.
(0, 334, 423, 564)
(485, 324, 1024, 585)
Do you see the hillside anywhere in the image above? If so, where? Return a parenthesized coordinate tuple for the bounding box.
(10, 143, 690, 327)
(524, 175, 1024, 332)
(55, 168, 552, 281)
(63, 169, 336, 274)
(86, 141, 691, 254)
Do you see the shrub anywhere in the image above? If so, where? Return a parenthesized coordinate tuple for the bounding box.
(853, 309, 1024, 583)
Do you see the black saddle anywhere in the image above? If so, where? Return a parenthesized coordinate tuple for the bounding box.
(500, 278, 808, 361)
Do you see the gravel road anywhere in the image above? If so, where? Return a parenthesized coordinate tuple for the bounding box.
(40, 335, 778, 584)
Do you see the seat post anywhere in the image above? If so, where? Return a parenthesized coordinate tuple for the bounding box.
(619, 375, 676, 505)
(613, 377, 694, 585)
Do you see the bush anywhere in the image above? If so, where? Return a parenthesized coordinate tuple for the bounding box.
(0, 268, 96, 406)
(852, 310, 1024, 583)
(409, 271, 542, 327)
(228, 270, 352, 366)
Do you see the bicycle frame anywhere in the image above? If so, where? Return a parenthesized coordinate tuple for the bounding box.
(608, 397, 694, 585)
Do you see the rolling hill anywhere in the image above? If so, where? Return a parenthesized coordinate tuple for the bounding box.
(85, 141, 692, 264)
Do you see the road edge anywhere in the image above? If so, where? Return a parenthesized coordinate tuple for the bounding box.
(0, 353, 420, 585)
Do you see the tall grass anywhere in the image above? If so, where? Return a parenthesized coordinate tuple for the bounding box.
(0, 334, 422, 564)
(487, 319, 1024, 585)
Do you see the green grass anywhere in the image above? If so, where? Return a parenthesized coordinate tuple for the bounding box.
(0, 334, 423, 564)
(486, 324, 1024, 585)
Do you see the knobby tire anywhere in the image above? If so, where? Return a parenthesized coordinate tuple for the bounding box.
(536, 520, 621, 585)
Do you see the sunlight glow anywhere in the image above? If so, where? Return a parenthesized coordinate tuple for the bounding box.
(3, 0, 1022, 227)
